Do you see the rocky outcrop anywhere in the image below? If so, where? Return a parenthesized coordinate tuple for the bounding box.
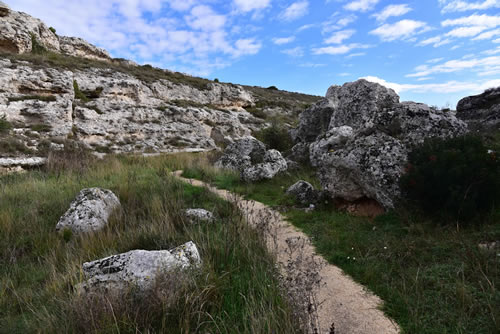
(216, 137, 288, 181)
(184, 208, 214, 224)
(457, 87, 500, 132)
(56, 188, 121, 234)
(59, 36, 111, 62)
(0, 6, 110, 61)
(292, 79, 467, 208)
(286, 180, 320, 206)
(0, 156, 46, 167)
(0, 58, 262, 156)
(78, 241, 201, 293)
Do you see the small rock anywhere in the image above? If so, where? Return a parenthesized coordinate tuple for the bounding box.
(241, 149, 288, 182)
(78, 241, 201, 293)
(185, 208, 214, 224)
(56, 188, 120, 234)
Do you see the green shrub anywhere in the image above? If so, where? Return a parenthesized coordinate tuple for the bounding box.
(400, 135, 500, 224)
(30, 33, 47, 54)
(254, 121, 293, 152)
(214, 78, 219, 83)
(73, 80, 89, 102)
(266, 86, 278, 90)
(0, 115, 11, 134)
(49, 27, 56, 34)
(30, 123, 52, 132)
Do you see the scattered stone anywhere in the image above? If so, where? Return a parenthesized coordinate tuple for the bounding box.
(59, 36, 111, 62)
(0, 157, 46, 167)
(457, 86, 500, 132)
(55, 188, 121, 234)
(185, 208, 214, 224)
(293, 79, 467, 209)
(286, 180, 319, 206)
(478, 241, 499, 252)
(78, 241, 201, 293)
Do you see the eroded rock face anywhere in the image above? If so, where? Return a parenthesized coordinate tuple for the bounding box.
(59, 36, 111, 62)
(0, 1, 10, 17)
(56, 188, 121, 234)
(292, 79, 467, 208)
(185, 209, 214, 224)
(216, 137, 288, 181)
(79, 241, 201, 293)
(457, 87, 500, 132)
(0, 58, 262, 156)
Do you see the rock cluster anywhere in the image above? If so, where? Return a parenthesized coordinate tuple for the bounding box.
(215, 137, 288, 181)
(286, 180, 321, 206)
(56, 188, 121, 234)
(291, 79, 467, 209)
(457, 86, 500, 132)
(79, 241, 201, 293)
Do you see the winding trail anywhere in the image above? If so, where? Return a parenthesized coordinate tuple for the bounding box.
(173, 171, 400, 334)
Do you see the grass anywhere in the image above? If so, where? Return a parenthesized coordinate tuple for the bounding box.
(166, 152, 500, 334)
(0, 153, 301, 333)
(0, 115, 11, 134)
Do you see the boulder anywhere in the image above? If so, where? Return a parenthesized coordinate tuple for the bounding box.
(241, 149, 288, 182)
(293, 79, 467, 208)
(56, 188, 121, 234)
(286, 180, 320, 206)
(215, 137, 267, 172)
(456, 87, 500, 132)
(184, 208, 214, 224)
(78, 241, 201, 293)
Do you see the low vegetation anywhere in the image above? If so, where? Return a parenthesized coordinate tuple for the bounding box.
(7, 95, 57, 103)
(254, 121, 294, 152)
(0, 153, 300, 333)
(166, 152, 500, 334)
(400, 135, 500, 225)
(0, 114, 11, 134)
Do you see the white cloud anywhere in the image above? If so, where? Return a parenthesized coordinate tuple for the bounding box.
(233, 0, 271, 12)
(440, 0, 500, 13)
(406, 55, 500, 77)
(482, 46, 500, 55)
(324, 29, 355, 44)
(427, 57, 445, 63)
(169, 0, 198, 12)
(372, 4, 412, 22)
(299, 62, 327, 67)
(494, 38, 500, 43)
(418, 35, 452, 47)
(370, 19, 429, 41)
(362, 76, 500, 95)
(279, 1, 309, 21)
(446, 25, 486, 37)
(344, 0, 380, 12)
(232, 38, 262, 57)
(312, 43, 370, 55)
(186, 5, 226, 31)
(272, 36, 296, 45)
(473, 28, 500, 39)
(322, 15, 357, 33)
(346, 52, 366, 58)
(282, 46, 304, 57)
(442, 14, 500, 28)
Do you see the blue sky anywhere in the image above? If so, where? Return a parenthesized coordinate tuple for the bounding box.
(6, 0, 500, 107)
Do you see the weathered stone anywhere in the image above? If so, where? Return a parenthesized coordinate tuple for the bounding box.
(0, 1, 9, 17)
(56, 188, 121, 234)
(59, 36, 111, 62)
(457, 87, 500, 132)
(185, 208, 214, 224)
(0, 157, 46, 167)
(293, 79, 467, 209)
(241, 149, 288, 182)
(78, 241, 201, 293)
(215, 137, 267, 171)
(286, 180, 319, 206)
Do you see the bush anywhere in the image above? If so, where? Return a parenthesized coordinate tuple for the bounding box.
(400, 135, 500, 224)
(30, 33, 47, 54)
(73, 80, 89, 102)
(0, 115, 11, 134)
(254, 121, 293, 153)
(267, 86, 278, 90)
(49, 27, 56, 34)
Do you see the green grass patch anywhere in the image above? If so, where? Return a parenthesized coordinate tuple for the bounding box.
(0, 154, 300, 333)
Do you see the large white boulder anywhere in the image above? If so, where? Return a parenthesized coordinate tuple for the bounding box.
(56, 188, 120, 234)
(78, 241, 201, 293)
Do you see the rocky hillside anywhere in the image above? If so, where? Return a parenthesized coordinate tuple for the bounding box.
(0, 3, 320, 170)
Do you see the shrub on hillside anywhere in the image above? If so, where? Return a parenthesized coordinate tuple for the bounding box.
(400, 135, 500, 224)
(254, 121, 293, 152)
(0, 115, 11, 134)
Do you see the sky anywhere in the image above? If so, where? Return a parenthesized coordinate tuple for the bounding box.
(6, 0, 500, 107)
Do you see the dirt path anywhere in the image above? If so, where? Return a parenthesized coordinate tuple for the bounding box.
(173, 171, 400, 334)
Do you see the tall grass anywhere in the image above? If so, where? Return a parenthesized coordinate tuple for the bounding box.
(0, 154, 300, 333)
